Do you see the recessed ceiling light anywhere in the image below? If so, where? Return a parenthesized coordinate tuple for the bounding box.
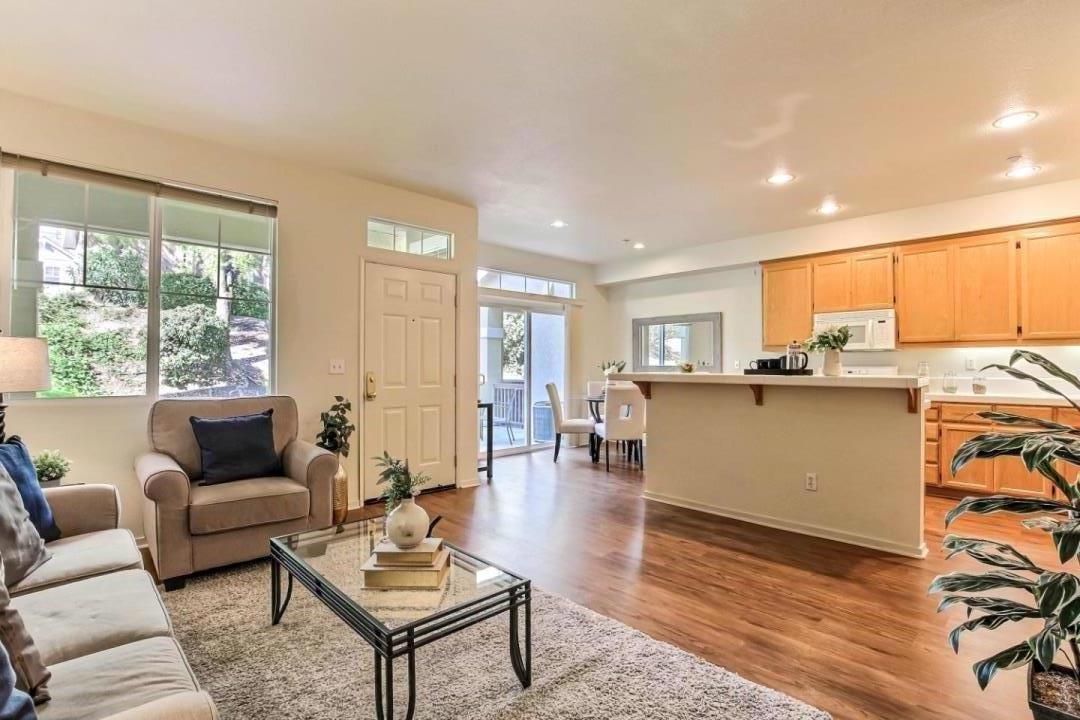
(632, 242, 645, 250)
(766, 171, 796, 185)
(816, 198, 841, 215)
(550, 219, 567, 228)
(1005, 157, 1041, 179)
(993, 110, 1038, 130)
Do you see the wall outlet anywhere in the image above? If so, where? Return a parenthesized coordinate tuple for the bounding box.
(733, 360, 741, 369)
(329, 358, 346, 375)
(965, 357, 976, 371)
(805, 472, 818, 492)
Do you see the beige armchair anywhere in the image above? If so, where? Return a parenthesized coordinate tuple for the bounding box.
(135, 396, 336, 590)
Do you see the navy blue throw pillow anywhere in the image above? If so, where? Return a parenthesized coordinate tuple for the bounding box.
(0, 441, 59, 543)
(189, 410, 281, 485)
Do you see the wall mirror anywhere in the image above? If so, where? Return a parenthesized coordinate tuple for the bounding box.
(632, 312, 722, 372)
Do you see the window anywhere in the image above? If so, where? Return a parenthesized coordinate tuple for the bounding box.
(476, 267, 576, 299)
(367, 218, 452, 259)
(9, 166, 275, 399)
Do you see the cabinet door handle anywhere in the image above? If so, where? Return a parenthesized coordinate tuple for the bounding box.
(366, 372, 377, 400)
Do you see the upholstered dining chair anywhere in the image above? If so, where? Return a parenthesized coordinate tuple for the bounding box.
(595, 385, 646, 471)
(546, 383, 595, 462)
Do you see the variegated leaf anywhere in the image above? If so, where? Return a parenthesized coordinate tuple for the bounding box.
(944, 496, 1073, 527)
(949, 611, 1037, 653)
(1009, 350, 1080, 397)
(1029, 624, 1063, 671)
(1036, 573, 1080, 616)
(941, 534, 1042, 572)
(937, 595, 1039, 616)
(983, 361, 1080, 413)
(929, 570, 1037, 595)
(973, 642, 1035, 690)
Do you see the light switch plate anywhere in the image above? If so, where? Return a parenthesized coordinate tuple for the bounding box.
(329, 359, 346, 375)
(965, 357, 976, 371)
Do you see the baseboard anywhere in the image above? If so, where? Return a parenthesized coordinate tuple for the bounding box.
(641, 490, 928, 559)
(457, 475, 481, 489)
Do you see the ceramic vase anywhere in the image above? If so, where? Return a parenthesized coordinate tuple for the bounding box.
(386, 496, 429, 549)
(823, 349, 843, 377)
(331, 458, 348, 525)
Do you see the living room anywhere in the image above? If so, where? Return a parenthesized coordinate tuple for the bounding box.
(1, 2, 1080, 719)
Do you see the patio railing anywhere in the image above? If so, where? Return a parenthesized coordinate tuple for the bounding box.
(493, 381, 525, 427)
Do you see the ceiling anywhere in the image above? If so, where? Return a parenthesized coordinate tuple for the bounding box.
(2, 0, 1079, 264)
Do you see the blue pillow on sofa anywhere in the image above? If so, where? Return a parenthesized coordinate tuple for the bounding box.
(0, 441, 59, 543)
(189, 410, 282, 485)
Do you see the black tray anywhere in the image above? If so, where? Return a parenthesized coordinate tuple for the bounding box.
(743, 368, 813, 376)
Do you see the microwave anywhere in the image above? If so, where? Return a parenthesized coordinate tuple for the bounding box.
(813, 309, 896, 351)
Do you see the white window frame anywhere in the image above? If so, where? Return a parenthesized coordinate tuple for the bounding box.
(366, 217, 454, 260)
(477, 267, 576, 299)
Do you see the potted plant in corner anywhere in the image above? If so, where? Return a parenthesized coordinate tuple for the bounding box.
(315, 396, 356, 525)
(929, 350, 1080, 719)
(805, 325, 851, 376)
(373, 452, 431, 549)
(33, 449, 70, 489)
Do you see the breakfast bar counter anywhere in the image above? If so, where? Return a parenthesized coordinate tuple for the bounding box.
(613, 372, 930, 558)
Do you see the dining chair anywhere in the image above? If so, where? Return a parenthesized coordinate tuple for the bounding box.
(595, 385, 645, 471)
(546, 383, 596, 462)
(586, 381, 606, 397)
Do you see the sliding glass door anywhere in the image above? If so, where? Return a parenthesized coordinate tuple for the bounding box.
(478, 303, 566, 454)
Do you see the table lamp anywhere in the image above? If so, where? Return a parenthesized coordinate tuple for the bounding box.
(0, 337, 51, 443)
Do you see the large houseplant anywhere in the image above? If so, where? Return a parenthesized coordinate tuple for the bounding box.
(315, 396, 356, 525)
(929, 350, 1080, 719)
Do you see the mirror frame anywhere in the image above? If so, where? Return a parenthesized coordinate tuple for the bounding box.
(631, 312, 723, 372)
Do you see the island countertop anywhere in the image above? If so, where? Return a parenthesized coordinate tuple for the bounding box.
(612, 371, 929, 391)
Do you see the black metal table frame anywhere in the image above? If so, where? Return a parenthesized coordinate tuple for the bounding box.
(477, 401, 494, 479)
(270, 537, 531, 720)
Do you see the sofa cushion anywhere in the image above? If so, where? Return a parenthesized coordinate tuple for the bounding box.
(189, 410, 281, 485)
(0, 440, 60, 542)
(9, 529, 142, 597)
(0, 465, 50, 588)
(148, 396, 299, 480)
(13, 570, 170, 666)
(37, 637, 199, 720)
(188, 476, 308, 535)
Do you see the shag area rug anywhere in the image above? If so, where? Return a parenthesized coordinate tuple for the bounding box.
(163, 560, 830, 720)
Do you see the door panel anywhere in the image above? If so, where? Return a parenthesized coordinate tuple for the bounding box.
(762, 259, 812, 348)
(897, 241, 954, 342)
(954, 235, 1017, 341)
(940, 424, 993, 491)
(812, 255, 851, 312)
(850, 249, 894, 309)
(1020, 232, 1080, 339)
(364, 263, 456, 499)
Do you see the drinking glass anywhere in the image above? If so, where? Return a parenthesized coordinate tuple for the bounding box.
(943, 371, 958, 394)
(917, 361, 930, 378)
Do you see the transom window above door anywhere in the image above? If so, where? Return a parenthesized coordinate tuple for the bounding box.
(477, 268, 575, 299)
(367, 218, 453, 260)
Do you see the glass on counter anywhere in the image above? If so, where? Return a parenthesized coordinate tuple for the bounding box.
(943, 371, 959, 394)
(917, 361, 930, 378)
(972, 372, 988, 395)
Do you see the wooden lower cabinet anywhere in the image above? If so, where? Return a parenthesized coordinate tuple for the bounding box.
(993, 451, 1052, 497)
(940, 424, 993, 492)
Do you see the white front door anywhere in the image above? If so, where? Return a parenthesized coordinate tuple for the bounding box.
(363, 262, 456, 500)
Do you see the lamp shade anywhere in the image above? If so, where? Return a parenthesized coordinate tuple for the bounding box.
(0, 337, 51, 394)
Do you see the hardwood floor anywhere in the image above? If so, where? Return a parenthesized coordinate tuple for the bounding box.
(373, 446, 1058, 720)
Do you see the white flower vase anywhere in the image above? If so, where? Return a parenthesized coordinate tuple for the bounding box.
(386, 496, 430, 549)
(823, 349, 843, 377)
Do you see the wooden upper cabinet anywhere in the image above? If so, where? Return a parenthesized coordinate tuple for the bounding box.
(762, 259, 812, 348)
(1020, 230, 1080, 339)
(896, 241, 955, 343)
(811, 255, 852, 312)
(953, 234, 1018, 341)
(850, 249, 894, 309)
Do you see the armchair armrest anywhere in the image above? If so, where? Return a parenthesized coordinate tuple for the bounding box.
(43, 484, 120, 536)
(135, 452, 191, 507)
(283, 439, 336, 489)
(101, 691, 218, 720)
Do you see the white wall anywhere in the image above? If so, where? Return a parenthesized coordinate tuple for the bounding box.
(0, 89, 480, 539)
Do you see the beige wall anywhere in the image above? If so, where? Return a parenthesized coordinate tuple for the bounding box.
(0, 89, 479, 539)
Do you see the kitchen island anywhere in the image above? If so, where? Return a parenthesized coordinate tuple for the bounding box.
(613, 372, 930, 558)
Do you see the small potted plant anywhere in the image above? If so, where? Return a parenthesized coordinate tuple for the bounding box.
(600, 360, 626, 387)
(929, 350, 1080, 719)
(33, 450, 70, 488)
(805, 325, 852, 376)
(315, 396, 356, 525)
(374, 452, 431, 549)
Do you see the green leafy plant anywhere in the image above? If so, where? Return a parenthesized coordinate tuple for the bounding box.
(600, 360, 626, 376)
(159, 304, 229, 389)
(161, 273, 216, 310)
(315, 396, 355, 457)
(929, 350, 1080, 693)
(373, 452, 429, 514)
(33, 450, 70, 483)
(804, 325, 852, 352)
(228, 278, 270, 320)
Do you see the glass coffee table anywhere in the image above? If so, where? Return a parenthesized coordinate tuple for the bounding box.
(269, 518, 531, 720)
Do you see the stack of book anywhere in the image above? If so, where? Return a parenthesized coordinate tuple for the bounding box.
(361, 537, 450, 589)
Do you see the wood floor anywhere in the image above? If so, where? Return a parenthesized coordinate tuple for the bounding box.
(366, 446, 1057, 720)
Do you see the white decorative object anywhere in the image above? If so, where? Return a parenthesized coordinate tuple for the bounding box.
(386, 496, 430, 549)
(823, 349, 842, 377)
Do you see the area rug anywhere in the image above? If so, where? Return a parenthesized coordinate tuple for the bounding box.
(163, 560, 830, 720)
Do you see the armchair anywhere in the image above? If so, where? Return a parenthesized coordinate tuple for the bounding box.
(135, 396, 336, 590)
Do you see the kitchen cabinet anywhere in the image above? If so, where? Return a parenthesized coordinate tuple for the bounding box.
(896, 241, 954, 342)
(940, 424, 993, 492)
(762, 259, 812, 348)
(1020, 229, 1080, 339)
(992, 432, 1052, 497)
(811, 255, 851, 313)
(953, 233, 1018, 342)
(850, 249, 894, 309)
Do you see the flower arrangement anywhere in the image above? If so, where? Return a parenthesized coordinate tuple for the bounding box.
(373, 452, 430, 514)
(33, 450, 71, 484)
(600, 360, 626, 377)
(804, 325, 852, 352)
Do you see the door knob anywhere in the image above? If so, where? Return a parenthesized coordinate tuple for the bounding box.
(366, 372, 377, 400)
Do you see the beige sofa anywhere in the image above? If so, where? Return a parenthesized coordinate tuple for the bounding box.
(11, 484, 216, 720)
(135, 396, 337, 589)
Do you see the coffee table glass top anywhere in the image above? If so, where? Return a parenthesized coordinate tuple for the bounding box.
(271, 517, 526, 631)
